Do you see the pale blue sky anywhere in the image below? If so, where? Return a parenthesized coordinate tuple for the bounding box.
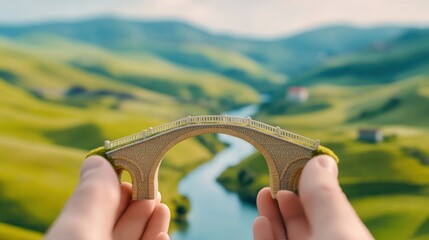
(1, 0, 428, 37)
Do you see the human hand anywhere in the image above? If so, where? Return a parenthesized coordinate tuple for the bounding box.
(253, 155, 374, 240)
(45, 156, 170, 240)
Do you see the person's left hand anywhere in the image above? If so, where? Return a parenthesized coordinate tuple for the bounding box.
(45, 156, 171, 240)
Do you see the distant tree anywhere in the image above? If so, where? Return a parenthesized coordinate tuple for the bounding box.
(173, 196, 190, 222)
(176, 204, 187, 216)
(237, 168, 256, 186)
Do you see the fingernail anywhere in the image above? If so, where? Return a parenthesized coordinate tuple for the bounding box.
(316, 155, 337, 174)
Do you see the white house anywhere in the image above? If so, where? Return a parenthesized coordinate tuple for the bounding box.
(287, 87, 309, 103)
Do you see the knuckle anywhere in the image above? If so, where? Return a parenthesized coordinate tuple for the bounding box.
(302, 180, 341, 204)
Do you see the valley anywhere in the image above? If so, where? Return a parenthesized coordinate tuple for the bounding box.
(0, 18, 428, 239)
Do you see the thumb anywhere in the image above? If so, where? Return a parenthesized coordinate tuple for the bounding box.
(156, 232, 170, 240)
(299, 155, 373, 239)
(46, 156, 120, 240)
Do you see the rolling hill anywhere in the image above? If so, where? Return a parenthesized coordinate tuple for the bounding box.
(0, 35, 232, 236)
(0, 36, 260, 112)
(0, 17, 428, 239)
(218, 28, 429, 239)
(0, 53, 220, 225)
(0, 17, 409, 80)
(0, 18, 285, 91)
(291, 28, 429, 85)
(219, 75, 429, 239)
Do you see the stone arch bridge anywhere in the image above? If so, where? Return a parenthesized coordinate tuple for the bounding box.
(99, 115, 320, 200)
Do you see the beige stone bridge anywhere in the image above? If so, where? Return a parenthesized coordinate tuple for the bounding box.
(102, 115, 320, 200)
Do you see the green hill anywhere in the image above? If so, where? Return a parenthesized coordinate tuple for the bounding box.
(0, 18, 408, 80)
(0, 222, 42, 240)
(0, 36, 230, 237)
(0, 24, 262, 237)
(218, 28, 429, 239)
(0, 18, 427, 239)
(294, 29, 429, 85)
(0, 36, 259, 112)
(219, 76, 429, 239)
(0, 18, 285, 90)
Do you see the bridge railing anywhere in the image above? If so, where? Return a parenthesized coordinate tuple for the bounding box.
(105, 115, 319, 150)
(105, 132, 144, 149)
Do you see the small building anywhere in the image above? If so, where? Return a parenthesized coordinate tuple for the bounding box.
(358, 128, 384, 143)
(287, 87, 309, 103)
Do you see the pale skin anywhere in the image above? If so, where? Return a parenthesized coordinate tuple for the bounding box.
(45, 156, 171, 240)
(46, 155, 373, 240)
(253, 155, 374, 240)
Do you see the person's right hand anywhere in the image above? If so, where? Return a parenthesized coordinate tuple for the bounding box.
(253, 155, 374, 240)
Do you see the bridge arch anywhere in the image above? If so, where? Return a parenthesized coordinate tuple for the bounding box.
(147, 126, 279, 200)
(107, 123, 315, 200)
(112, 157, 144, 200)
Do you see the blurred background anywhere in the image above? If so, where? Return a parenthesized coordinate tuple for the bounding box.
(0, 0, 429, 239)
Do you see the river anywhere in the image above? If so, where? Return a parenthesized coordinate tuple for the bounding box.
(171, 104, 260, 240)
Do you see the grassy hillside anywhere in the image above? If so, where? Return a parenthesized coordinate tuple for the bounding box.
(144, 44, 287, 91)
(1, 19, 428, 239)
(0, 36, 259, 112)
(294, 29, 429, 85)
(0, 26, 262, 237)
(0, 71, 220, 226)
(0, 19, 285, 91)
(0, 223, 42, 240)
(219, 133, 429, 239)
(0, 18, 408, 77)
(0, 36, 235, 237)
(218, 47, 429, 239)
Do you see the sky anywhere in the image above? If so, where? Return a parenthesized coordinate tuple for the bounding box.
(0, 0, 429, 38)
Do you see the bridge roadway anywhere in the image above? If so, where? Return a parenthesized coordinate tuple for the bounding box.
(103, 115, 320, 200)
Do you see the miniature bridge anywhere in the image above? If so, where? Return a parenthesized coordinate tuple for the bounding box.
(103, 115, 320, 200)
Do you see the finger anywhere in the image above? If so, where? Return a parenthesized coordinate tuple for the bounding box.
(156, 232, 170, 240)
(276, 191, 310, 240)
(256, 187, 287, 240)
(157, 192, 162, 204)
(113, 193, 161, 240)
(141, 203, 171, 240)
(253, 216, 274, 240)
(46, 156, 120, 240)
(299, 155, 373, 239)
(115, 182, 132, 221)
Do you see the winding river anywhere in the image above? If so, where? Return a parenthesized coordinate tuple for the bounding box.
(171, 105, 260, 240)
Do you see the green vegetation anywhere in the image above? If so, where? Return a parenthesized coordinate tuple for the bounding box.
(1, 18, 429, 239)
(220, 126, 429, 239)
(0, 222, 42, 240)
(313, 145, 339, 162)
(0, 35, 234, 237)
(86, 146, 108, 160)
(219, 53, 429, 238)
(295, 29, 429, 86)
(0, 35, 259, 112)
(217, 153, 270, 203)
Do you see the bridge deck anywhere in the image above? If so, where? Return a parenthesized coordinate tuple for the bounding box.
(104, 115, 319, 150)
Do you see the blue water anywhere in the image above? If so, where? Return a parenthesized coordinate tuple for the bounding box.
(171, 105, 259, 240)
